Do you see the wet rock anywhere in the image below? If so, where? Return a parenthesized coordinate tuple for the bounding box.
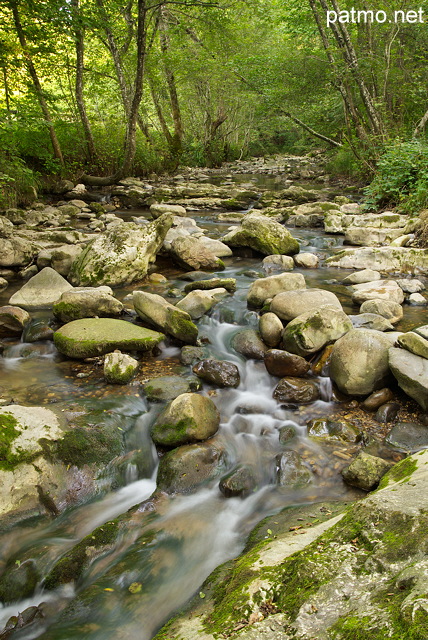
(273, 377, 319, 404)
(342, 452, 392, 491)
(259, 312, 283, 348)
(0, 604, 43, 637)
(0, 559, 39, 603)
(69, 215, 172, 286)
(183, 277, 236, 293)
(180, 345, 204, 365)
(326, 246, 428, 274)
(193, 359, 240, 388)
(0, 305, 31, 337)
(151, 393, 220, 448)
(342, 269, 381, 285)
(330, 329, 393, 396)
(348, 313, 394, 331)
(396, 278, 425, 294)
(360, 298, 403, 324)
(271, 288, 342, 322)
(397, 331, 428, 359)
(375, 402, 400, 423)
(389, 347, 428, 410)
(156, 442, 226, 493)
(133, 290, 198, 344)
(247, 272, 306, 307)
(104, 351, 139, 384)
(351, 280, 405, 305)
(408, 292, 427, 305)
(22, 319, 54, 342)
(278, 424, 298, 444)
(262, 254, 294, 273)
(150, 203, 186, 217)
(142, 375, 193, 402)
(9, 267, 73, 310)
(176, 287, 228, 319)
(219, 465, 257, 498)
(222, 213, 300, 256)
(170, 235, 225, 271)
(53, 288, 123, 323)
(277, 451, 311, 487)
(231, 329, 268, 360)
(54, 318, 164, 359)
(282, 306, 353, 357)
(37, 244, 84, 277)
(386, 422, 428, 452)
(361, 388, 395, 412)
(293, 252, 319, 268)
(264, 349, 310, 377)
(307, 417, 361, 442)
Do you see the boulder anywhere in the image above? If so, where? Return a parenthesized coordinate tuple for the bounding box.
(183, 277, 236, 293)
(281, 306, 353, 357)
(151, 393, 220, 448)
(53, 318, 164, 359)
(348, 313, 394, 331)
(342, 269, 381, 285)
(342, 452, 392, 491)
(262, 255, 294, 273)
(360, 299, 403, 324)
(176, 288, 228, 319)
(247, 272, 306, 307)
(330, 329, 394, 395)
(180, 346, 205, 366)
(293, 252, 319, 268)
(150, 203, 186, 218)
(231, 329, 268, 360)
(396, 278, 425, 294)
(344, 227, 403, 246)
(326, 246, 428, 275)
(259, 312, 283, 347)
(133, 290, 198, 344)
(264, 349, 310, 377)
(222, 213, 300, 256)
(0, 306, 31, 337)
(53, 288, 123, 323)
(397, 332, 428, 359)
(385, 421, 428, 452)
(9, 267, 73, 310)
(277, 451, 312, 487)
(0, 237, 35, 267)
(193, 359, 240, 388)
(37, 244, 83, 277)
(389, 347, 428, 410)
(273, 377, 319, 404)
(156, 442, 226, 493)
(169, 235, 225, 271)
(142, 375, 196, 402)
(104, 351, 139, 384)
(270, 288, 342, 322)
(408, 293, 426, 305)
(219, 465, 257, 498)
(351, 280, 405, 305)
(0, 215, 14, 238)
(69, 215, 173, 286)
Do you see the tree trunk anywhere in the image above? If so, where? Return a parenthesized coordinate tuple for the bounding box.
(9, 0, 64, 165)
(414, 109, 428, 138)
(149, 76, 174, 146)
(2, 67, 11, 119)
(159, 4, 183, 156)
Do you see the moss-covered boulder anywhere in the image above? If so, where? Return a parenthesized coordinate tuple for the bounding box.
(133, 290, 198, 344)
(151, 393, 220, 448)
(69, 214, 173, 286)
(104, 351, 139, 384)
(341, 452, 392, 491)
(156, 441, 226, 493)
(222, 213, 300, 256)
(53, 318, 164, 359)
(53, 287, 123, 323)
(281, 306, 353, 357)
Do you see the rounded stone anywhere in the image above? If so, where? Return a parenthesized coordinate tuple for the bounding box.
(156, 442, 225, 493)
(192, 359, 240, 388)
(231, 329, 268, 360)
(360, 299, 403, 324)
(273, 377, 319, 404)
(264, 349, 310, 377)
(259, 312, 283, 348)
(271, 288, 342, 322)
(361, 388, 395, 412)
(219, 465, 256, 497)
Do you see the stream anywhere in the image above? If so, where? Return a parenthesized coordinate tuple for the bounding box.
(0, 172, 425, 639)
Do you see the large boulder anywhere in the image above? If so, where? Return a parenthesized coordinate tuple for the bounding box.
(53, 318, 164, 359)
(326, 246, 428, 274)
(247, 272, 306, 307)
(53, 288, 123, 323)
(330, 329, 394, 395)
(389, 347, 428, 410)
(156, 442, 226, 493)
(37, 244, 83, 277)
(351, 280, 405, 305)
(9, 267, 73, 310)
(222, 213, 300, 256)
(360, 299, 403, 324)
(133, 290, 198, 344)
(69, 215, 173, 286)
(175, 288, 228, 319)
(151, 393, 220, 448)
(281, 306, 353, 357)
(169, 235, 225, 271)
(271, 288, 342, 322)
(0, 306, 31, 337)
(0, 237, 35, 267)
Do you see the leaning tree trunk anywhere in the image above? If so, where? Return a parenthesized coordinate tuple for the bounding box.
(9, 0, 64, 165)
(414, 108, 428, 138)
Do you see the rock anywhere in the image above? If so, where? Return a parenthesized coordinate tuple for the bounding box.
(151, 393, 220, 448)
(293, 252, 319, 268)
(280, 185, 318, 202)
(231, 329, 268, 360)
(133, 290, 198, 344)
(22, 319, 54, 342)
(150, 203, 187, 218)
(342, 452, 392, 491)
(9, 267, 73, 310)
(0, 560, 39, 603)
(170, 235, 225, 271)
(183, 278, 236, 293)
(389, 347, 428, 410)
(273, 377, 319, 404)
(53, 288, 123, 323)
(37, 244, 83, 277)
(104, 351, 139, 384)
(342, 269, 381, 285)
(180, 346, 204, 366)
(18, 264, 38, 280)
(344, 227, 403, 246)
(259, 312, 283, 347)
(199, 237, 233, 258)
(69, 215, 172, 286)
(0, 305, 31, 337)
(219, 465, 257, 497)
(156, 442, 225, 493)
(326, 246, 428, 274)
(351, 280, 405, 305)
(192, 359, 240, 388)
(247, 272, 306, 307)
(408, 292, 426, 305)
(414, 324, 428, 340)
(270, 288, 342, 321)
(0, 216, 14, 238)
(278, 424, 298, 443)
(262, 255, 294, 273)
(176, 288, 228, 319)
(396, 278, 425, 294)
(0, 237, 36, 267)
(308, 417, 361, 442)
(222, 213, 300, 256)
(375, 402, 400, 423)
(264, 349, 310, 377)
(277, 451, 312, 487)
(361, 388, 395, 411)
(53, 179, 74, 194)
(0, 276, 7, 292)
(385, 422, 428, 452)
(282, 306, 353, 357)
(397, 331, 428, 359)
(330, 329, 393, 396)
(142, 375, 194, 402)
(53, 318, 164, 359)
(360, 299, 403, 324)
(348, 313, 394, 331)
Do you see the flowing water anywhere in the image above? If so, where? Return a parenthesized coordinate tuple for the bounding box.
(0, 174, 426, 639)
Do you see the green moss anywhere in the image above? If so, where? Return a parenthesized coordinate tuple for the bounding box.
(151, 418, 196, 447)
(55, 424, 122, 467)
(0, 412, 37, 471)
(377, 456, 418, 490)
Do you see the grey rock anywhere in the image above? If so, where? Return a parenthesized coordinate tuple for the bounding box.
(349, 313, 394, 331)
(342, 269, 381, 285)
(9, 267, 73, 310)
(104, 351, 139, 384)
(397, 332, 428, 359)
(176, 288, 228, 319)
(271, 288, 342, 322)
(386, 422, 428, 452)
(192, 359, 240, 388)
(247, 272, 305, 307)
(262, 255, 294, 273)
(342, 452, 392, 491)
(53, 288, 123, 323)
(231, 329, 268, 360)
(133, 290, 198, 344)
(293, 252, 319, 269)
(259, 312, 283, 348)
(277, 451, 312, 487)
(360, 298, 403, 324)
(142, 375, 193, 402)
(281, 306, 352, 357)
(156, 442, 226, 493)
(351, 280, 405, 305)
(389, 347, 428, 410)
(219, 466, 257, 498)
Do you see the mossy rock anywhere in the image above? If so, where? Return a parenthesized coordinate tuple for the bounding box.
(55, 423, 122, 467)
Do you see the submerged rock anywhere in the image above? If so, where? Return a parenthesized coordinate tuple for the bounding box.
(277, 450, 312, 487)
(219, 465, 257, 498)
(156, 442, 226, 493)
